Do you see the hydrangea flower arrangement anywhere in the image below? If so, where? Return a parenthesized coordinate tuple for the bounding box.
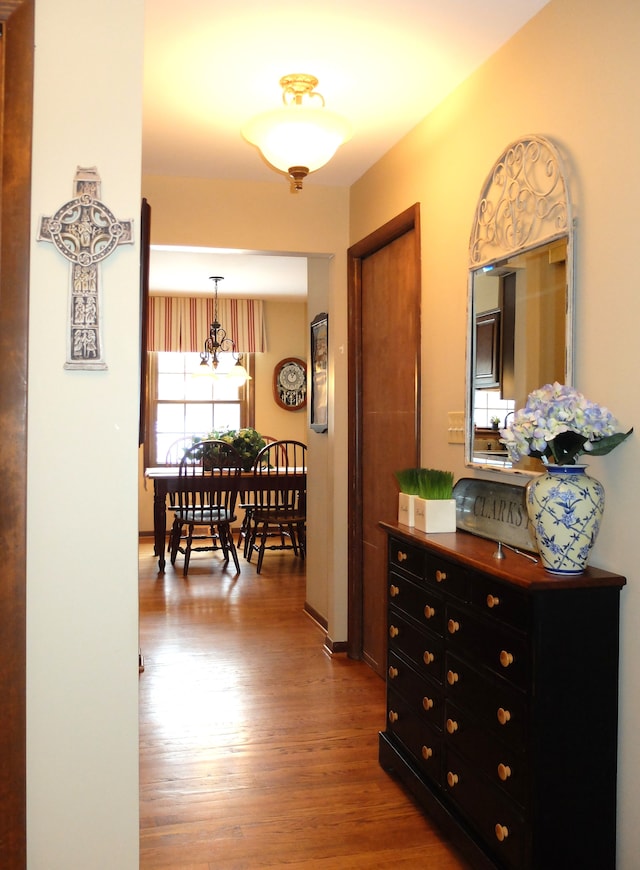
(500, 382, 632, 465)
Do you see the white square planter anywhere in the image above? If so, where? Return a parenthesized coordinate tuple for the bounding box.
(414, 498, 457, 533)
(397, 493, 416, 527)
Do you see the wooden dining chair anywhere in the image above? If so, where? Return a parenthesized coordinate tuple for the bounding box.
(245, 440, 307, 573)
(164, 436, 195, 529)
(164, 436, 193, 466)
(236, 435, 283, 556)
(168, 439, 243, 576)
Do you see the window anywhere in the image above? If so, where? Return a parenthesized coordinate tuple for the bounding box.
(147, 351, 253, 466)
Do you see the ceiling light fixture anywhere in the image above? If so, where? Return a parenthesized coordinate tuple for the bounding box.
(242, 74, 352, 191)
(199, 276, 251, 383)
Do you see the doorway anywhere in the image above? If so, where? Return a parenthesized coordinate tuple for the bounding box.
(347, 205, 421, 676)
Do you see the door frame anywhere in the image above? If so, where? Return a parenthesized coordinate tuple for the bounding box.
(0, 1, 33, 865)
(346, 204, 421, 659)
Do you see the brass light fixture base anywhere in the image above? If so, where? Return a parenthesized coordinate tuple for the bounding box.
(288, 166, 310, 191)
(279, 74, 320, 104)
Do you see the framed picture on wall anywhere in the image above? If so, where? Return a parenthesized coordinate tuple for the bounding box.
(310, 312, 328, 433)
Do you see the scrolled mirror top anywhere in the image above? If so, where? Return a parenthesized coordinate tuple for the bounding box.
(466, 135, 575, 475)
(469, 135, 572, 269)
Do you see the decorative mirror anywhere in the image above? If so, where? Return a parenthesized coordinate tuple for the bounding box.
(465, 135, 574, 474)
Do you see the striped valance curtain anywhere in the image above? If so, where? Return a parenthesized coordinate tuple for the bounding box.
(148, 295, 266, 353)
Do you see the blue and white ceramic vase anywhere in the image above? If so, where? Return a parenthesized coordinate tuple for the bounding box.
(526, 464, 605, 575)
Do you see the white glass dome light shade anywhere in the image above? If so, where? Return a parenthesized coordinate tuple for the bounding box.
(242, 103, 352, 176)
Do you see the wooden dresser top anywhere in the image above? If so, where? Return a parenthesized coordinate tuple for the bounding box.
(380, 522, 626, 592)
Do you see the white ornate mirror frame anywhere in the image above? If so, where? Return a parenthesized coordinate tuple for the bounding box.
(465, 135, 575, 475)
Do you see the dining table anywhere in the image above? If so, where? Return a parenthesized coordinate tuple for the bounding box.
(145, 466, 307, 572)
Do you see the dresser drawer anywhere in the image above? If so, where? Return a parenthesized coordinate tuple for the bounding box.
(386, 686, 443, 786)
(389, 570, 445, 635)
(444, 699, 527, 808)
(444, 746, 527, 870)
(445, 652, 527, 751)
(389, 607, 444, 684)
(471, 573, 530, 633)
(445, 602, 529, 689)
(424, 554, 471, 601)
(387, 651, 444, 733)
(389, 536, 426, 580)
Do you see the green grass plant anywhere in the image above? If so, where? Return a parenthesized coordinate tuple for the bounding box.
(394, 468, 421, 496)
(395, 467, 454, 500)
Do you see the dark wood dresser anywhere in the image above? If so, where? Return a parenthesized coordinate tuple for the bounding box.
(379, 521, 625, 870)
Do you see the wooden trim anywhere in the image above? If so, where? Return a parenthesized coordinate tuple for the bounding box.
(346, 204, 421, 661)
(0, 2, 33, 866)
(323, 638, 349, 655)
(303, 601, 327, 630)
(139, 198, 151, 446)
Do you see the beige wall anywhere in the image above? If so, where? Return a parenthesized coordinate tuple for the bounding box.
(28, 1, 144, 867)
(350, 1, 640, 865)
(255, 300, 308, 441)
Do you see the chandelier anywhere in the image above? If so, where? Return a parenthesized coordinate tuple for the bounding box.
(242, 73, 352, 191)
(199, 276, 251, 383)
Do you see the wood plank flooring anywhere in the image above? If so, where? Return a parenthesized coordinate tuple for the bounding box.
(139, 537, 472, 869)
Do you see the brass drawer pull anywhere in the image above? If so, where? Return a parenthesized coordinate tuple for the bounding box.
(499, 650, 514, 668)
(447, 771, 459, 787)
(446, 718, 458, 734)
(486, 593, 500, 608)
(388, 709, 398, 724)
(498, 763, 512, 781)
(388, 665, 398, 679)
(423, 650, 435, 665)
(435, 569, 447, 583)
(397, 550, 408, 562)
(495, 823, 509, 842)
(422, 696, 434, 711)
(447, 669, 459, 685)
(497, 707, 512, 726)
(447, 618, 460, 634)
(424, 604, 436, 619)
(389, 624, 399, 638)
(421, 745, 433, 760)
(390, 584, 400, 597)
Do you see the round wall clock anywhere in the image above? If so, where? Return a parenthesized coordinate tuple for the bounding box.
(273, 357, 307, 410)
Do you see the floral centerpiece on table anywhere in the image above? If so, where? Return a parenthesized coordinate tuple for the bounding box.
(192, 427, 267, 471)
(500, 382, 633, 466)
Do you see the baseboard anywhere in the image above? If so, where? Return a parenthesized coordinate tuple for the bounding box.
(303, 601, 327, 630)
(323, 636, 349, 655)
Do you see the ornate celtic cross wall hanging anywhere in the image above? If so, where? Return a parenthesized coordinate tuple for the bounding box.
(38, 166, 134, 370)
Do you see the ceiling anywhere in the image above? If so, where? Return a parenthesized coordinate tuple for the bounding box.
(144, 0, 550, 298)
(149, 246, 309, 301)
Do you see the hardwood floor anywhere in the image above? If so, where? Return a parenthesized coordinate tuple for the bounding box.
(139, 537, 472, 869)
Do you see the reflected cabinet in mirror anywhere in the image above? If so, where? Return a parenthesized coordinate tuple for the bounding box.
(465, 136, 574, 474)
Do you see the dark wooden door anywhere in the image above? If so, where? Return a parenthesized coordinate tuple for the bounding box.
(348, 205, 421, 676)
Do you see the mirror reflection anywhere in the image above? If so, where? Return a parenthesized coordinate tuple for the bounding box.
(468, 237, 569, 472)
